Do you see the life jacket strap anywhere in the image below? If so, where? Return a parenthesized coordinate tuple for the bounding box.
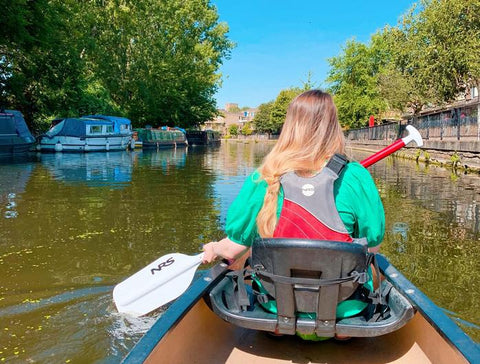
(325, 153, 349, 176)
(253, 265, 369, 286)
(224, 268, 252, 312)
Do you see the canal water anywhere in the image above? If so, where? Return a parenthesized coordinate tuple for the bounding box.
(0, 141, 478, 363)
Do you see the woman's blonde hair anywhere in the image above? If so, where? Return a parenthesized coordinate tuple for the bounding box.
(256, 90, 346, 237)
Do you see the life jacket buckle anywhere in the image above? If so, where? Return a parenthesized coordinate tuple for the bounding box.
(350, 271, 368, 284)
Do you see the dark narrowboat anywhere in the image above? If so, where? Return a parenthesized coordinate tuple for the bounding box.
(134, 127, 188, 149)
(0, 110, 35, 155)
(186, 130, 221, 146)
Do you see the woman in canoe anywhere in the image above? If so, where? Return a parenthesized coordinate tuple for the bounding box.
(202, 89, 385, 339)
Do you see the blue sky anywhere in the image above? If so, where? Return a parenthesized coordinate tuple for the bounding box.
(211, 1, 415, 109)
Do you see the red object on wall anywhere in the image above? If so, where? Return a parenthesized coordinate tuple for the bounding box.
(369, 115, 375, 127)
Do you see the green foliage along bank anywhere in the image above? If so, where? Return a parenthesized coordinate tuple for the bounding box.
(326, 0, 480, 129)
(0, 0, 234, 132)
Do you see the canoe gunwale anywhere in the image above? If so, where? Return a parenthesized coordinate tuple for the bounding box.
(121, 262, 229, 364)
(376, 254, 480, 363)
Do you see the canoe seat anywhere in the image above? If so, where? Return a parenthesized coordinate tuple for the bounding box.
(209, 238, 415, 337)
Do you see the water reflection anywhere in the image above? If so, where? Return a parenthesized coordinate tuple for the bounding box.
(391, 222, 409, 253)
(0, 146, 229, 363)
(135, 148, 187, 173)
(0, 160, 34, 219)
(39, 152, 134, 189)
(352, 149, 480, 237)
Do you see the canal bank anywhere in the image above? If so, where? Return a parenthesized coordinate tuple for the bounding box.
(347, 139, 480, 173)
(223, 137, 480, 172)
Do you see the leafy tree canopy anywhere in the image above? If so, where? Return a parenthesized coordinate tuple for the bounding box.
(326, 0, 480, 124)
(270, 88, 303, 132)
(0, 0, 234, 131)
(253, 101, 275, 134)
(326, 38, 388, 128)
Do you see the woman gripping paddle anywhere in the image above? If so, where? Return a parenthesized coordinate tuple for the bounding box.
(202, 90, 385, 340)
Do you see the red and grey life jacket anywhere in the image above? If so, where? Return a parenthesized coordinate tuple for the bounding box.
(273, 153, 352, 242)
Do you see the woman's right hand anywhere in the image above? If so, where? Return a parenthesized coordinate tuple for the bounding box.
(202, 241, 218, 263)
(202, 237, 249, 265)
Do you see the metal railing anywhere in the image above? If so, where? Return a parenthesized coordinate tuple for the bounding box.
(346, 113, 479, 142)
(345, 122, 403, 141)
(409, 115, 479, 141)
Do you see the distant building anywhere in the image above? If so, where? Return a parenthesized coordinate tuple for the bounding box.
(402, 85, 480, 141)
(204, 104, 258, 135)
(225, 103, 239, 112)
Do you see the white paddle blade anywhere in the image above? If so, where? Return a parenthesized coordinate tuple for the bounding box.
(113, 253, 204, 317)
(402, 125, 424, 147)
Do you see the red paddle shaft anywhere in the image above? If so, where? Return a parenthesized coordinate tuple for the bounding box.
(360, 125, 423, 168)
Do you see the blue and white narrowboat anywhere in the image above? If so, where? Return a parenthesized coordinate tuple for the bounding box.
(38, 116, 134, 152)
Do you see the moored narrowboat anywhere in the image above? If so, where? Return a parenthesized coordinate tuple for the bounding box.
(186, 129, 221, 146)
(121, 240, 479, 364)
(134, 127, 188, 149)
(0, 109, 35, 155)
(38, 117, 134, 152)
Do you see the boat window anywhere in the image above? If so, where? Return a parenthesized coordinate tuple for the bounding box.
(106, 125, 114, 133)
(120, 124, 130, 131)
(88, 125, 103, 134)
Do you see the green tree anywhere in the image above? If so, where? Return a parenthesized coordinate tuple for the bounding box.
(379, 0, 480, 113)
(87, 0, 234, 128)
(325, 0, 480, 120)
(270, 88, 302, 132)
(326, 38, 387, 128)
(300, 70, 319, 91)
(0, 0, 234, 131)
(253, 101, 274, 134)
(414, 0, 480, 101)
(241, 122, 253, 136)
(229, 124, 239, 136)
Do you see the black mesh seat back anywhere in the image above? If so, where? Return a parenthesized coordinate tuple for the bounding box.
(252, 238, 368, 321)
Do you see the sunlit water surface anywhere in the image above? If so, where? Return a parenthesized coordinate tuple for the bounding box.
(0, 141, 478, 363)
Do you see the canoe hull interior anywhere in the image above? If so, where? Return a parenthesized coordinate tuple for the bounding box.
(143, 299, 468, 364)
(122, 256, 478, 364)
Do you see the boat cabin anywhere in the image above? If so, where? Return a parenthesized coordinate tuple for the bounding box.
(82, 114, 133, 135)
(134, 127, 188, 149)
(0, 110, 35, 155)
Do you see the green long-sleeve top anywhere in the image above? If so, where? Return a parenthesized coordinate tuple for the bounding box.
(225, 161, 385, 247)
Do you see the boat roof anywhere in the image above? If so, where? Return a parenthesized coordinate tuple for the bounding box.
(134, 128, 185, 141)
(0, 110, 34, 139)
(45, 118, 114, 138)
(79, 118, 113, 125)
(82, 115, 132, 125)
(82, 115, 132, 133)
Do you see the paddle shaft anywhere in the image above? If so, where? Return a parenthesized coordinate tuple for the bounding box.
(360, 139, 406, 168)
(360, 125, 423, 168)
